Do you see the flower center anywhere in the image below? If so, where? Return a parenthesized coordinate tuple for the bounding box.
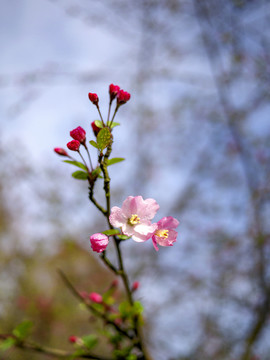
(155, 229, 169, 239)
(128, 214, 140, 225)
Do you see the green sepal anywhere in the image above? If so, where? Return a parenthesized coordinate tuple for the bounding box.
(110, 122, 120, 129)
(117, 235, 130, 240)
(97, 128, 111, 151)
(0, 337, 16, 351)
(63, 160, 88, 171)
(94, 120, 103, 129)
(12, 320, 33, 340)
(102, 229, 120, 236)
(81, 334, 98, 350)
(89, 140, 98, 149)
(72, 171, 89, 180)
(107, 158, 125, 166)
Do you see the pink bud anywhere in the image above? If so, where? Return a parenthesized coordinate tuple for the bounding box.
(70, 126, 86, 143)
(89, 292, 103, 303)
(91, 121, 101, 137)
(69, 335, 78, 343)
(132, 281, 140, 291)
(109, 83, 120, 101)
(90, 233, 109, 253)
(54, 147, 69, 156)
(117, 89, 131, 105)
(67, 140, 80, 151)
(88, 92, 99, 105)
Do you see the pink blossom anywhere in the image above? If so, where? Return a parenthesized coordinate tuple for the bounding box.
(152, 216, 179, 251)
(90, 233, 109, 253)
(88, 92, 99, 105)
(70, 126, 86, 143)
(67, 140, 80, 151)
(89, 292, 103, 303)
(109, 196, 159, 242)
(54, 147, 69, 156)
(109, 83, 120, 101)
(117, 89, 131, 105)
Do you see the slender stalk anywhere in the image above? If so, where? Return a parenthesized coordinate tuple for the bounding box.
(106, 100, 112, 126)
(96, 104, 105, 127)
(108, 105, 119, 128)
(83, 143, 94, 171)
(78, 150, 90, 173)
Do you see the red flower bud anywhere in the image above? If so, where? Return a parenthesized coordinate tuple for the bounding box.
(67, 140, 80, 151)
(70, 126, 86, 143)
(132, 281, 140, 291)
(88, 92, 99, 105)
(54, 147, 68, 156)
(69, 335, 78, 343)
(117, 89, 131, 105)
(90, 233, 109, 253)
(109, 83, 120, 101)
(89, 292, 103, 303)
(91, 121, 101, 137)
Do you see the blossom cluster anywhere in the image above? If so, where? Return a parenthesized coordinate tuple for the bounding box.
(90, 195, 179, 252)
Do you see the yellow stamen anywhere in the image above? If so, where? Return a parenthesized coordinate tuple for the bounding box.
(156, 229, 169, 238)
(128, 214, 140, 225)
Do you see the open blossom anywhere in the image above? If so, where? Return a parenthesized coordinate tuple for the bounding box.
(117, 89, 131, 105)
(90, 233, 109, 253)
(152, 216, 179, 251)
(67, 140, 80, 151)
(70, 126, 86, 143)
(109, 196, 159, 242)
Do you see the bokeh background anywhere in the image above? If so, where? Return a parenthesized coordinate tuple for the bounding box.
(1, 1, 270, 359)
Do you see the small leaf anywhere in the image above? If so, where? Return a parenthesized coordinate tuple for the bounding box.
(94, 120, 103, 129)
(82, 334, 98, 350)
(0, 337, 16, 351)
(102, 229, 120, 236)
(72, 171, 89, 180)
(63, 160, 88, 171)
(107, 158, 125, 166)
(117, 235, 131, 240)
(89, 140, 98, 149)
(91, 167, 103, 179)
(97, 128, 111, 151)
(13, 320, 33, 340)
(133, 301, 144, 316)
(111, 122, 120, 129)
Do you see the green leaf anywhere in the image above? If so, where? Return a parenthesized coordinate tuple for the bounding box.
(94, 120, 103, 129)
(63, 160, 88, 171)
(97, 128, 111, 151)
(117, 235, 131, 240)
(89, 140, 98, 149)
(110, 122, 120, 129)
(82, 334, 98, 350)
(12, 320, 33, 340)
(72, 171, 89, 180)
(102, 229, 120, 236)
(133, 301, 144, 316)
(107, 158, 125, 166)
(92, 167, 101, 177)
(0, 337, 16, 351)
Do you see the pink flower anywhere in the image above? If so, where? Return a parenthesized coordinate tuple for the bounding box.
(109, 83, 120, 101)
(54, 147, 69, 156)
(88, 92, 99, 105)
(90, 233, 109, 253)
(91, 121, 101, 137)
(152, 216, 179, 251)
(117, 89, 131, 105)
(67, 140, 80, 151)
(70, 126, 86, 143)
(109, 196, 159, 242)
(89, 292, 103, 303)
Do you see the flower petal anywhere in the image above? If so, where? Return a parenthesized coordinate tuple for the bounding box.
(157, 216, 179, 230)
(136, 197, 160, 220)
(109, 206, 126, 227)
(152, 236, 159, 251)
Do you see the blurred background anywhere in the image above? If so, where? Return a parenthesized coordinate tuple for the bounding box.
(0, 0, 270, 359)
